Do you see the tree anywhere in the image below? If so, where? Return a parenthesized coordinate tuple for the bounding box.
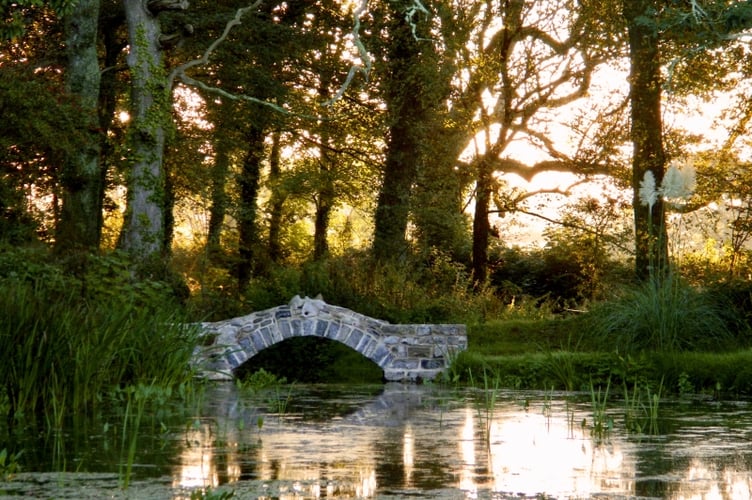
(118, 0, 182, 259)
(623, 0, 668, 280)
(56, 0, 103, 252)
(371, 2, 446, 261)
(459, 0, 618, 283)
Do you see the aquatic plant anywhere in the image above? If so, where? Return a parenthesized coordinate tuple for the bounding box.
(622, 378, 663, 435)
(0, 448, 22, 481)
(0, 279, 200, 426)
(190, 487, 236, 499)
(468, 367, 500, 446)
(589, 379, 612, 442)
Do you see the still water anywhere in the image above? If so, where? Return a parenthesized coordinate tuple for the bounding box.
(2, 383, 752, 499)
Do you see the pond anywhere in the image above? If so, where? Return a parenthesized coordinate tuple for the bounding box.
(2, 383, 752, 499)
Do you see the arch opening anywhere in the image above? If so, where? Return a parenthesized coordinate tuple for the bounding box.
(234, 336, 384, 384)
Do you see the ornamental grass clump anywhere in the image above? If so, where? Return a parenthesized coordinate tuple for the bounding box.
(587, 274, 733, 353)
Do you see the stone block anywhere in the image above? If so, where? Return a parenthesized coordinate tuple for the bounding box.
(391, 359, 419, 369)
(416, 325, 432, 336)
(325, 321, 340, 339)
(252, 334, 267, 351)
(345, 329, 364, 349)
(275, 308, 292, 319)
(407, 345, 432, 358)
(421, 358, 444, 370)
(289, 319, 302, 336)
(372, 345, 391, 366)
(278, 320, 293, 339)
(302, 319, 315, 335)
(238, 337, 256, 356)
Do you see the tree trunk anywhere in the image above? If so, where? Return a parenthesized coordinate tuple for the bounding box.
(624, 0, 668, 280)
(207, 129, 231, 259)
(57, 0, 102, 252)
(313, 83, 333, 261)
(119, 0, 168, 259)
(372, 14, 424, 261)
(372, 115, 419, 261)
(267, 129, 285, 262)
(236, 125, 265, 290)
(472, 161, 492, 284)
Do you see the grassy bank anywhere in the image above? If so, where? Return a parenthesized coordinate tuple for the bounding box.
(449, 317, 752, 398)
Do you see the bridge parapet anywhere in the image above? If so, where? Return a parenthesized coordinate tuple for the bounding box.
(193, 296, 467, 382)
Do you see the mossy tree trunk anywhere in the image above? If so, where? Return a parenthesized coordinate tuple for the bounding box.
(267, 128, 285, 262)
(313, 82, 334, 261)
(120, 0, 185, 259)
(236, 123, 266, 290)
(57, 0, 102, 252)
(207, 123, 233, 260)
(372, 12, 427, 261)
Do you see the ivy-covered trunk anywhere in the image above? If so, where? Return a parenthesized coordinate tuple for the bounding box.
(207, 128, 232, 259)
(623, 0, 668, 280)
(267, 129, 285, 262)
(57, 0, 102, 252)
(119, 0, 169, 259)
(314, 82, 334, 261)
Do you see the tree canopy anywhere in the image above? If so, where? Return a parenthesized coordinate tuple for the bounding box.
(3, 0, 752, 292)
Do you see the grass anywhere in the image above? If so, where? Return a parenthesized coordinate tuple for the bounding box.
(0, 279, 200, 427)
(585, 273, 734, 353)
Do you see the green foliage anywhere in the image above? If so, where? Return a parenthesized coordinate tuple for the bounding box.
(0, 247, 200, 424)
(489, 245, 630, 310)
(189, 250, 509, 324)
(0, 67, 89, 243)
(190, 488, 235, 500)
(237, 368, 287, 391)
(586, 272, 734, 353)
(0, 448, 22, 481)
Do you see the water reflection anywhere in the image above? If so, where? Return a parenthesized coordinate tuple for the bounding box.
(4, 385, 752, 498)
(172, 385, 638, 498)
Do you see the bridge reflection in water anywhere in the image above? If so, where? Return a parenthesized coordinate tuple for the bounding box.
(172, 384, 752, 499)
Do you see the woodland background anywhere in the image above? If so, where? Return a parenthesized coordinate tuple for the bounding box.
(4, 0, 752, 322)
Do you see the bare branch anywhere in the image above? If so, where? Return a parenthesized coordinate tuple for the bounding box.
(175, 75, 322, 120)
(322, 0, 371, 106)
(168, 1, 262, 87)
(491, 157, 614, 182)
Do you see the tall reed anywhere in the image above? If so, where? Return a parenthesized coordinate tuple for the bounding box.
(0, 281, 200, 426)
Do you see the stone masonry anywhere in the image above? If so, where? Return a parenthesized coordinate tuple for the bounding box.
(192, 295, 467, 382)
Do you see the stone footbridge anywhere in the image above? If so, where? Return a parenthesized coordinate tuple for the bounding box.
(192, 296, 467, 382)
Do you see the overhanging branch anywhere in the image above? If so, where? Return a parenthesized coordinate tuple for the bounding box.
(168, 1, 262, 88)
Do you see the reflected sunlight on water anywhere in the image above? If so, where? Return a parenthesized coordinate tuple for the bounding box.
(172, 389, 643, 498)
(159, 386, 752, 498)
(6, 385, 752, 498)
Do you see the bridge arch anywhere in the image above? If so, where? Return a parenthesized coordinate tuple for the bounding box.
(192, 296, 467, 382)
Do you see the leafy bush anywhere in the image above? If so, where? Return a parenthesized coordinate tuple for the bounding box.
(489, 245, 627, 310)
